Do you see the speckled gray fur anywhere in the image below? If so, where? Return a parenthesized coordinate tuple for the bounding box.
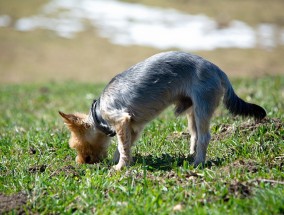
(91, 51, 266, 168)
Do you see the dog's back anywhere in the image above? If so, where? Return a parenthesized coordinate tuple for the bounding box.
(100, 51, 225, 122)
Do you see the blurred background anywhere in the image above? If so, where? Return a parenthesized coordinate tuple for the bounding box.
(0, 0, 283, 84)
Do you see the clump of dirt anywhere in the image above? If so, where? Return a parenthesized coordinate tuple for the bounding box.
(0, 192, 28, 214)
(157, 170, 203, 186)
(239, 117, 282, 132)
(198, 180, 252, 205)
(166, 132, 190, 141)
(213, 117, 283, 141)
(123, 168, 203, 189)
(50, 165, 80, 178)
(227, 181, 252, 198)
(221, 159, 259, 174)
(167, 118, 283, 142)
(28, 165, 47, 173)
(29, 147, 37, 155)
(29, 164, 81, 178)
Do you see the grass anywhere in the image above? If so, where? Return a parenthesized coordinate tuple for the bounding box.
(0, 0, 48, 19)
(1, 76, 284, 214)
(122, 0, 284, 27)
(0, 0, 284, 213)
(1, 0, 284, 84)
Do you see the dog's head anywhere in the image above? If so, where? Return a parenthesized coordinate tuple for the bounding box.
(59, 111, 110, 164)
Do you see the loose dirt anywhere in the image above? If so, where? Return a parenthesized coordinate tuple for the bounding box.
(50, 165, 80, 177)
(28, 164, 47, 173)
(213, 117, 283, 141)
(0, 192, 28, 214)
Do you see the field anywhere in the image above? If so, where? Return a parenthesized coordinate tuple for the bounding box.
(1, 0, 284, 214)
(1, 0, 284, 83)
(1, 77, 284, 214)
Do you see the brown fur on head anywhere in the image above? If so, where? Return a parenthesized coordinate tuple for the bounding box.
(59, 111, 110, 164)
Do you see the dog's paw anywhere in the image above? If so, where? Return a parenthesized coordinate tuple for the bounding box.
(193, 159, 205, 168)
(112, 164, 124, 171)
(189, 150, 196, 156)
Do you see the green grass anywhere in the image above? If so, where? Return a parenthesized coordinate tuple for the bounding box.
(1, 76, 283, 214)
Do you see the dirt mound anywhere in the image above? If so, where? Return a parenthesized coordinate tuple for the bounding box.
(228, 181, 252, 198)
(168, 118, 283, 142)
(0, 192, 28, 214)
(239, 117, 282, 131)
(223, 181, 252, 201)
(50, 165, 80, 178)
(28, 164, 47, 173)
(221, 159, 259, 174)
(213, 117, 283, 141)
(29, 164, 80, 177)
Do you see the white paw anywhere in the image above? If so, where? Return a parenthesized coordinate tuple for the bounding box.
(189, 150, 196, 156)
(112, 163, 124, 171)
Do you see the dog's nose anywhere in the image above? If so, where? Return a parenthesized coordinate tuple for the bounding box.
(85, 155, 91, 163)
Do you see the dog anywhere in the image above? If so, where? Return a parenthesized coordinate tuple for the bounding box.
(59, 51, 266, 170)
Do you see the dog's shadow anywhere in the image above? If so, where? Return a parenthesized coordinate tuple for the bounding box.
(133, 153, 192, 171)
(132, 153, 226, 171)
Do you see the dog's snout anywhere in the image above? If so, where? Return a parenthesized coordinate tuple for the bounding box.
(85, 155, 92, 163)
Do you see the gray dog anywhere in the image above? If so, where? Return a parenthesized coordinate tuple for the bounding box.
(59, 51, 266, 170)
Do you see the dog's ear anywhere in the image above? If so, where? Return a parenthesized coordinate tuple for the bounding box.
(59, 111, 77, 124)
(59, 111, 88, 130)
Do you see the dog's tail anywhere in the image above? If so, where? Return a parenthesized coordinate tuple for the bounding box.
(219, 70, 266, 120)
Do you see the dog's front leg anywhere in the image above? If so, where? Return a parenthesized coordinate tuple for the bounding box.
(113, 117, 132, 170)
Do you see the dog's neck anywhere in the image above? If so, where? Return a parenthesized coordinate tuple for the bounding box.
(91, 98, 116, 137)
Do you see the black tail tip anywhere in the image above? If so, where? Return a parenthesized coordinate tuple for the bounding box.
(252, 104, 266, 120)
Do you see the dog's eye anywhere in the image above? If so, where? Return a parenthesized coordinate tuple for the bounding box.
(85, 156, 91, 163)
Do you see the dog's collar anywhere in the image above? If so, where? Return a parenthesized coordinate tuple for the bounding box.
(91, 98, 116, 137)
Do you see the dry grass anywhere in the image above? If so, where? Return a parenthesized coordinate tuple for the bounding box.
(0, 28, 158, 83)
(0, 0, 49, 19)
(122, 0, 284, 27)
(0, 0, 284, 84)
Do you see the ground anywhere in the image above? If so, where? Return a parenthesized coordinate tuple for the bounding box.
(0, 0, 284, 83)
(0, 0, 284, 214)
(0, 77, 283, 214)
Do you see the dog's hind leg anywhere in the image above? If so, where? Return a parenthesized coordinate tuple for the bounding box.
(186, 107, 197, 156)
(192, 92, 222, 167)
(193, 114, 211, 167)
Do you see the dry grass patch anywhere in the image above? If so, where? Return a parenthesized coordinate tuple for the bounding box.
(0, 0, 284, 83)
(122, 0, 284, 27)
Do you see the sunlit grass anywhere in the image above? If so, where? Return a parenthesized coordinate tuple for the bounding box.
(0, 76, 283, 214)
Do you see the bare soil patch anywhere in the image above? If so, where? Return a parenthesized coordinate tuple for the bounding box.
(0, 192, 28, 214)
(221, 159, 259, 174)
(28, 164, 47, 173)
(50, 165, 80, 178)
(168, 118, 283, 142)
(226, 181, 252, 199)
(213, 117, 283, 141)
